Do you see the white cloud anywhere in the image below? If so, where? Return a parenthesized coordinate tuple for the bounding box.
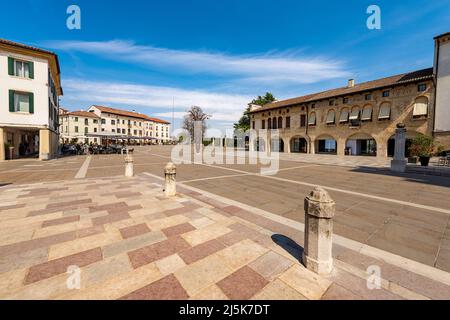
(47, 40, 350, 84)
(62, 78, 249, 122)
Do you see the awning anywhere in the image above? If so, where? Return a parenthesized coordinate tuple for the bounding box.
(378, 104, 391, 119)
(361, 106, 373, 120)
(339, 109, 349, 122)
(349, 108, 360, 120)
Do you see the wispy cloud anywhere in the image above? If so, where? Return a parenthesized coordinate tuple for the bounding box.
(62, 78, 250, 122)
(47, 40, 350, 85)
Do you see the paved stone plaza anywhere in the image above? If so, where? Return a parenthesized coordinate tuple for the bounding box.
(1, 146, 450, 299)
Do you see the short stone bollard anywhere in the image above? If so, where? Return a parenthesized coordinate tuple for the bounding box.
(164, 162, 177, 197)
(125, 154, 134, 177)
(302, 186, 336, 275)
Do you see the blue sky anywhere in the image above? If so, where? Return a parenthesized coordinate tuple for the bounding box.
(2, 0, 450, 134)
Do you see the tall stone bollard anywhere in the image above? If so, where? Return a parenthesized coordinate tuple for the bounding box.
(303, 187, 335, 275)
(391, 123, 407, 173)
(164, 162, 177, 197)
(125, 154, 134, 177)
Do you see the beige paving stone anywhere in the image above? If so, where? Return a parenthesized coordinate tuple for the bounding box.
(175, 254, 234, 297)
(0, 268, 27, 296)
(33, 220, 92, 239)
(181, 223, 233, 247)
(191, 284, 229, 300)
(215, 239, 269, 271)
(0, 212, 62, 229)
(279, 264, 332, 300)
(0, 247, 49, 274)
(252, 279, 308, 300)
(4, 273, 72, 300)
(146, 215, 190, 230)
(189, 217, 215, 229)
(81, 253, 132, 288)
(249, 251, 294, 281)
(102, 231, 167, 258)
(0, 227, 35, 246)
(61, 263, 163, 300)
(155, 254, 186, 276)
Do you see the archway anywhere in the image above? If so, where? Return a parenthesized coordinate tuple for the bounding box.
(290, 136, 308, 153)
(345, 133, 377, 156)
(315, 135, 337, 154)
(271, 138, 284, 152)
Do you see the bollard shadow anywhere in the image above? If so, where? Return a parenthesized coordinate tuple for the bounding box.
(0, 183, 11, 188)
(271, 234, 304, 262)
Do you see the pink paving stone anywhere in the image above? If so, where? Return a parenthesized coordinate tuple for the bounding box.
(128, 236, 191, 269)
(120, 274, 189, 300)
(178, 239, 226, 265)
(221, 205, 245, 214)
(321, 283, 364, 300)
(217, 266, 269, 300)
(162, 223, 196, 238)
(25, 247, 103, 284)
(119, 223, 151, 239)
(91, 211, 131, 226)
(42, 215, 80, 228)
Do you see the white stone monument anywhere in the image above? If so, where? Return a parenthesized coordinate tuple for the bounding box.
(303, 187, 335, 275)
(164, 162, 177, 197)
(125, 154, 134, 177)
(391, 123, 407, 173)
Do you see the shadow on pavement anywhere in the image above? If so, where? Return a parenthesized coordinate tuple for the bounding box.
(271, 234, 304, 262)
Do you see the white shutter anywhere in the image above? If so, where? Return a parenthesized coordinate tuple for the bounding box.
(349, 108, 360, 120)
(339, 109, 349, 122)
(326, 111, 335, 124)
(378, 103, 391, 119)
(361, 106, 372, 120)
(413, 97, 428, 116)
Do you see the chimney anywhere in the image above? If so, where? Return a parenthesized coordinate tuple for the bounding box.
(348, 79, 355, 88)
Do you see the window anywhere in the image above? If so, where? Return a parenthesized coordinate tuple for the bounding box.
(74, 117, 79, 122)
(365, 94, 372, 101)
(378, 103, 391, 119)
(75, 126, 79, 133)
(361, 105, 373, 121)
(84, 127, 88, 134)
(101, 119, 106, 124)
(349, 107, 360, 120)
(94, 128, 97, 133)
(272, 118, 277, 129)
(286, 116, 291, 128)
(326, 110, 335, 124)
(413, 97, 428, 117)
(268, 118, 272, 130)
(9, 91, 34, 113)
(343, 98, 349, 104)
(278, 117, 283, 129)
(261, 119, 266, 129)
(111, 120, 116, 125)
(308, 112, 316, 126)
(8, 58, 34, 79)
(329, 100, 335, 106)
(93, 119, 98, 124)
(122, 120, 125, 124)
(112, 129, 115, 133)
(418, 84, 427, 92)
(382, 90, 390, 98)
(339, 108, 349, 123)
(252, 121, 255, 130)
(122, 129, 126, 134)
(85, 119, 89, 125)
(102, 128, 105, 132)
(300, 114, 307, 127)
(134, 130, 137, 135)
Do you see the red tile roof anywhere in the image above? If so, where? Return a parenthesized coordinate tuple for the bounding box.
(91, 106, 170, 124)
(66, 111, 101, 119)
(249, 68, 434, 113)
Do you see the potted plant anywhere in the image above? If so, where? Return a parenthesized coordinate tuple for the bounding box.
(409, 134, 437, 166)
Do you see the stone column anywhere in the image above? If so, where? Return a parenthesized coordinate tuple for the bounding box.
(391, 123, 407, 172)
(303, 186, 336, 275)
(164, 162, 177, 197)
(0, 127, 5, 161)
(125, 154, 134, 177)
(39, 129, 50, 161)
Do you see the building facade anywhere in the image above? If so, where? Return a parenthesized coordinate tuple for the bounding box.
(60, 111, 102, 144)
(0, 39, 62, 161)
(248, 32, 450, 158)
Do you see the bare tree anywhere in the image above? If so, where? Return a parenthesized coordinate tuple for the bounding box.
(182, 106, 211, 143)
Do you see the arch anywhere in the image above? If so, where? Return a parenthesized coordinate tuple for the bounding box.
(315, 134, 337, 154)
(345, 132, 377, 156)
(270, 138, 285, 152)
(339, 107, 349, 123)
(278, 117, 283, 129)
(290, 136, 308, 153)
(413, 96, 428, 117)
(272, 118, 277, 129)
(326, 110, 336, 124)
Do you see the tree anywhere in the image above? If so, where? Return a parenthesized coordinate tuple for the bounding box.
(182, 106, 211, 142)
(234, 92, 276, 131)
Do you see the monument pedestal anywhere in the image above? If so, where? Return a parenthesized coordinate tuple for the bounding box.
(391, 159, 407, 173)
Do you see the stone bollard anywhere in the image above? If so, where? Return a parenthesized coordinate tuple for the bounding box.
(164, 162, 177, 197)
(125, 154, 134, 177)
(302, 186, 336, 275)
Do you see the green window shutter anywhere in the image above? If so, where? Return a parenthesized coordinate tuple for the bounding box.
(9, 90, 15, 112)
(8, 57, 15, 75)
(28, 61, 34, 79)
(29, 93, 34, 114)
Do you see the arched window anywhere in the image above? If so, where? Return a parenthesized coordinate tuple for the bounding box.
(339, 108, 349, 123)
(272, 117, 277, 129)
(361, 105, 373, 121)
(268, 118, 272, 129)
(326, 110, 335, 124)
(413, 97, 428, 117)
(261, 119, 266, 129)
(349, 107, 360, 120)
(378, 102, 391, 120)
(308, 112, 316, 126)
(278, 117, 283, 129)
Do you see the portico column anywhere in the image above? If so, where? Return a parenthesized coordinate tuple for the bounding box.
(285, 138, 291, 153)
(309, 139, 315, 154)
(39, 129, 51, 161)
(0, 128, 5, 161)
(337, 138, 346, 156)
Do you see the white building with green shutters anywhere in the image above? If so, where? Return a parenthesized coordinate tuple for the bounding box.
(0, 39, 63, 161)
